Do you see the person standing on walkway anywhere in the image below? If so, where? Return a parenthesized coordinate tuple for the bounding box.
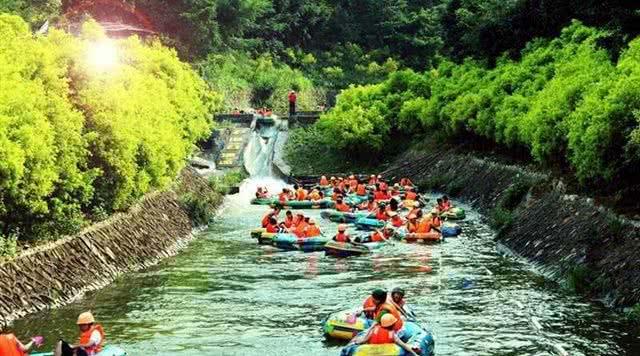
(288, 90, 297, 116)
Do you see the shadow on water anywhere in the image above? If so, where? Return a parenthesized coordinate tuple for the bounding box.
(11, 186, 640, 356)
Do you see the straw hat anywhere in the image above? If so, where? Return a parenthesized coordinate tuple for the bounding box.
(77, 311, 95, 325)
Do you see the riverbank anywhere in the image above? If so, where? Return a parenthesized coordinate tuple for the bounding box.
(0, 167, 221, 324)
(380, 141, 640, 310)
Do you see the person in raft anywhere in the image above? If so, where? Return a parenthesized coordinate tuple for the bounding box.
(303, 219, 322, 237)
(333, 224, 351, 243)
(442, 195, 453, 210)
(360, 289, 404, 332)
(388, 287, 416, 319)
(350, 314, 419, 356)
(261, 206, 281, 228)
(54, 312, 104, 356)
(255, 186, 269, 199)
(0, 325, 44, 356)
(334, 197, 352, 212)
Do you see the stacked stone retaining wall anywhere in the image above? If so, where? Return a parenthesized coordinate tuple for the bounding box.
(0, 167, 216, 323)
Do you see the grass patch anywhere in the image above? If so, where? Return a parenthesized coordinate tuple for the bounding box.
(208, 169, 248, 195)
(180, 193, 218, 226)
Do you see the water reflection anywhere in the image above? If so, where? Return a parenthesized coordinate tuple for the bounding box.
(10, 189, 639, 355)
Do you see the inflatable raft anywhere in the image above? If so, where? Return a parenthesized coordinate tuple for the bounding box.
(250, 228, 278, 245)
(438, 207, 466, 220)
(341, 321, 435, 356)
(321, 210, 370, 223)
(273, 234, 329, 252)
(324, 309, 373, 340)
(355, 217, 386, 231)
(441, 223, 462, 237)
(275, 199, 335, 209)
(324, 241, 383, 257)
(251, 197, 277, 205)
(32, 346, 127, 356)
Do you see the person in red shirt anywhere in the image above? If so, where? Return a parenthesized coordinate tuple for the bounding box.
(373, 185, 390, 201)
(442, 195, 453, 210)
(288, 90, 297, 116)
(294, 217, 309, 238)
(399, 177, 414, 188)
(265, 217, 279, 233)
(0, 327, 43, 356)
(278, 188, 290, 204)
(261, 207, 281, 227)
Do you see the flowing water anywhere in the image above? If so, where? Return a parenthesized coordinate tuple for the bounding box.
(12, 179, 640, 355)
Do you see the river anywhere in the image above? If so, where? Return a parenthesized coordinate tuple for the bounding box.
(12, 179, 640, 355)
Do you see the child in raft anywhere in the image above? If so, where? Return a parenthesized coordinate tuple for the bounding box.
(255, 186, 269, 199)
(348, 314, 419, 355)
(0, 325, 43, 356)
(55, 312, 105, 356)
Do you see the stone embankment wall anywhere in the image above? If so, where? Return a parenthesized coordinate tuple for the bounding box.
(0, 167, 216, 323)
(382, 145, 640, 308)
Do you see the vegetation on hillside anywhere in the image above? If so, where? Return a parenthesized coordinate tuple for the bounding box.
(0, 14, 218, 244)
(297, 22, 640, 190)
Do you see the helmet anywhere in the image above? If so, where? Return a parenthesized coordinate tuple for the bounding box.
(380, 313, 398, 328)
(391, 287, 405, 297)
(338, 224, 347, 232)
(77, 311, 95, 325)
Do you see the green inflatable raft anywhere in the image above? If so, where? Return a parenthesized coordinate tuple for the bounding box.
(438, 207, 466, 220)
(275, 199, 335, 209)
(251, 197, 277, 205)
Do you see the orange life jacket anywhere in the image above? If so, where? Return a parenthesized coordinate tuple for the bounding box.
(279, 193, 288, 204)
(304, 225, 321, 237)
(320, 177, 329, 186)
(265, 223, 278, 233)
(375, 209, 388, 221)
(261, 213, 273, 228)
(335, 202, 351, 212)
(356, 184, 367, 196)
(292, 216, 304, 227)
(296, 189, 307, 201)
(374, 191, 388, 201)
(295, 222, 308, 238)
(371, 231, 385, 242)
(369, 325, 394, 344)
(78, 324, 105, 355)
(362, 296, 377, 319)
(284, 216, 294, 228)
(391, 216, 404, 228)
(416, 219, 431, 233)
(334, 232, 349, 242)
(374, 303, 404, 331)
(0, 334, 25, 356)
(405, 191, 417, 201)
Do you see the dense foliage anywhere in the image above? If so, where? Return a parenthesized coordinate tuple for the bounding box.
(0, 14, 218, 242)
(197, 52, 324, 113)
(307, 22, 640, 185)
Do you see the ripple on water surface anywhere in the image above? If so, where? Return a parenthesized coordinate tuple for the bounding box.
(11, 189, 639, 356)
